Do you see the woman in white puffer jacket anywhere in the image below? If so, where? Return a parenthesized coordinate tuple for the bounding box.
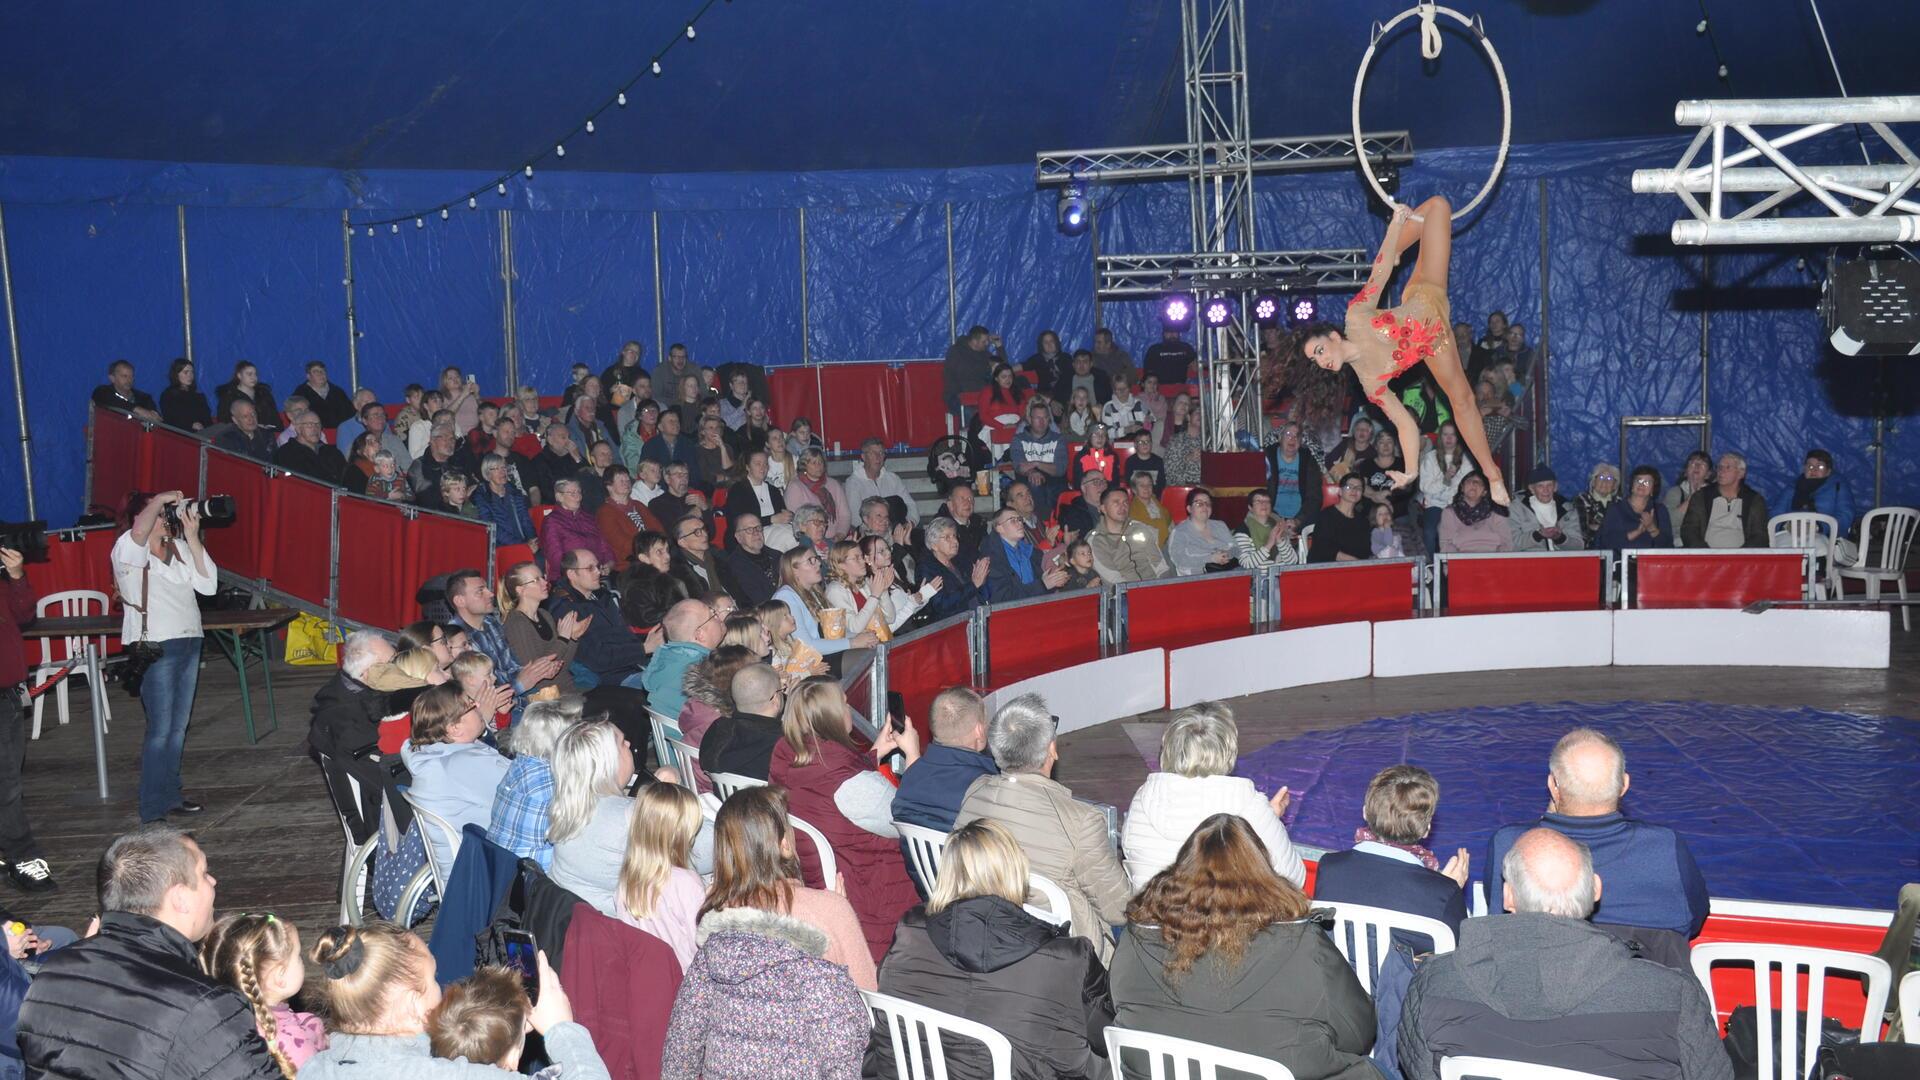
(1121, 702, 1306, 890)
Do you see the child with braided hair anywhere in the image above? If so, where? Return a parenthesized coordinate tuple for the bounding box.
(198, 912, 326, 1076)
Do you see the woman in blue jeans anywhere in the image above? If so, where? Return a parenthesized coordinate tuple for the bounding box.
(111, 492, 218, 823)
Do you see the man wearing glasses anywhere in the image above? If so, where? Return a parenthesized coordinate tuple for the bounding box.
(668, 515, 724, 600)
(549, 549, 654, 688)
(718, 512, 780, 607)
(640, 598, 726, 719)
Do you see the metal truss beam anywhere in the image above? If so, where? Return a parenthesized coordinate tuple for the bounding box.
(1095, 249, 1370, 298)
(1035, 132, 1415, 185)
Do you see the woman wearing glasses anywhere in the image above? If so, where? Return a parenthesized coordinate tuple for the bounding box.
(772, 547, 878, 662)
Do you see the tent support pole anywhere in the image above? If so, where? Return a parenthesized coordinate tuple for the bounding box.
(798, 208, 810, 364)
(1699, 253, 1712, 451)
(0, 204, 33, 518)
(652, 211, 665, 365)
(1536, 178, 1551, 466)
(177, 206, 194, 365)
(945, 202, 956, 342)
(342, 213, 360, 392)
(499, 210, 518, 393)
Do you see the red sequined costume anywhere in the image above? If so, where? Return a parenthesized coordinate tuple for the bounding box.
(1344, 209, 1452, 405)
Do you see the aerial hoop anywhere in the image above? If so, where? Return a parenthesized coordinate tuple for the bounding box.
(1351, 2, 1512, 220)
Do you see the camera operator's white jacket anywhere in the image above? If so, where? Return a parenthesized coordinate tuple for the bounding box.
(112, 532, 217, 641)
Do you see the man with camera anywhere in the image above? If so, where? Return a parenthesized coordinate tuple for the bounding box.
(112, 492, 219, 824)
(0, 541, 54, 892)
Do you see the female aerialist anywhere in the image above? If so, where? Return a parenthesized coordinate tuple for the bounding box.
(1297, 195, 1509, 505)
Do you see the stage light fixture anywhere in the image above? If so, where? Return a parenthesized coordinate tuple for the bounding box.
(1057, 184, 1090, 237)
(1292, 296, 1318, 324)
(1370, 162, 1401, 198)
(1252, 294, 1283, 323)
(1160, 292, 1196, 330)
(1201, 295, 1237, 328)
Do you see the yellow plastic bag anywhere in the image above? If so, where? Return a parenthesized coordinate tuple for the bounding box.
(284, 613, 343, 666)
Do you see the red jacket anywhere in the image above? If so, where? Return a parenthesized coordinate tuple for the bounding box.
(0, 573, 39, 688)
(560, 902, 682, 1080)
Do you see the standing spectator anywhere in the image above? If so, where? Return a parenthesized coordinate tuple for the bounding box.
(158, 359, 211, 431)
(1509, 465, 1585, 551)
(597, 466, 663, 570)
(17, 824, 284, 1080)
(916, 518, 989, 620)
(943, 325, 1004, 422)
(1313, 765, 1469, 949)
(540, 478, 616, 583)
(725, 450, 790, 527)
(214, 360, 278, 427)
(1099, 371, 1149, 438)
(1417, 421, 1471, 555)
(1438, 471, 1511, 553)
(1089, 327, 1135, 384)
(1234, 490, 1298, 569)
(1400, 829, 1731, 1080)
(1053, 351, 1113, 410)
(291, 361, 355, 428)
(892, 687, 997, 833)
(91, 359, 161, 422)
(1141, 327, 1198, 387)
(1681, 452, 1769, 549)
(1574, 462, 1621, 543)
(1090, 487, 1170, 583)
(1022, 329, 1072, 388)
(1774, 447, 1856, 542)
(114, 492, 218, 823)
(1265, 420, 1323, 528)
(1115, 816, 1377, 1080)
(1308, 475, 1373, 563)
(842, 439, 921, 526)
(1167, 489, 1237, 576)
(1663, 451, 1713, 548)
(211, 399, 275, 461)
(1121, 704, 1304, 890)
(983, 507, 1067, 601)
(784, 449, 852, 542)
(0, 545, 49, 893)
(1161, 392, 1202, 487)
(1597, 466, 1672, 552)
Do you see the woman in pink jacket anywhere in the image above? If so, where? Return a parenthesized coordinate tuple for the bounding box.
(539, 477, 616, 582)
(782, 448, 853, 541)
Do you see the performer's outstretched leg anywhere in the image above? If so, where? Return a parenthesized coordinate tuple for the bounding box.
(1405, 195, 1507, 504)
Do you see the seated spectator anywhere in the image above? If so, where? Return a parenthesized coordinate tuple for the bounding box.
(1313, 765, 1470, 950)
(1090, 486, 1171, 583)
(1575, 462, 1621, 543)
(1161, 392, 1202, 487)
(400, 684, 511, 872)
(757, 601, 829, 682)
(1141, 326, 1198, 387)
(631, 457, 666, 505)
(1662, 451, 1713, 548)
(486, 697, 581, 869)
(762, 427, 795, 488)
(594, 466, 660, 570)
(892, 686, 998, 833)
(1052, 350, 1113, 410)
(1121, 703, 1304, 890)
(718, 370, 754, 431)
(719, 513, 782, 608)
(18, 824, 284, 1078)
(1061, 385, 1100, 440)
(1399, 829, 1730, 1080)
(1061, 538, 1101, 589)
(423, 966, 545, 1073)
(1310, 475, 1374, 563)
(957, 693, 1130, 964)
(1008, 403, 1068, 511)
(1022, 329, 1071, 388)
(783, 448, 853, 541)
(276, 396, 310, 447)
(439, 471, 480, 520)
(873, 819, 1112, 1080)
(698, 663, 790, 782)
(643, 599, 725, 721)
(693, 416, 736, 493)
(1485, 729, 1708, 967)
(929, 481, 989, 559)
(639, 408, 700, 487)
(91, 358, 161, 422)
(773, 546, 878, 659)
(725, 450, 790, 527)
(667, 514, 724, 599)
(982, 506, 1066, 601)
(1509, 465, 1586, 551)
(1597, 465, 1673, 551)
(548, 548, 650, 684)
(916, 517, 989, 619)
(824, 538, 932, 635)
(308, 629, 397, 762)
(1114, 815, 1378, 1080)
(1002, 480, 1046, 537)
(1124, 430, 1166, 496)
(498, 561, 586, 698)
(1774, 447, 1856, 546)
(341, 399, 410, 470)
(531, 423, 588, 506)
(1417, 422, 1471, 554)
(436, 365, 480, 435)
(159, 358, 212, 431)
(1101, 372, 1150, 440)
(473, 453, 538, 552)
(303, 922, 607, 1079)
(1168, 488, 1237, 576)
(1235, 490, 1300, 568)
(618, 531, 687, 628)
(1126, 471, 1173, 551)
(340, 433, 380, 495)
(1370, 502, 1406, 558)
(273, 413, 348, 485)
(1265, 420, 1322, 526)
(548, 720, 642, 915)
(212, 398, 276, 461)
(649, 461, 703, 535)
(540, 477, 616, 583)
(1068, 423, 1118, 487)
(1438, 470, 1511, 553)
(1057, 470, 1107, 539)
(198, 910, 326, 1074)
(291, 360, 355, 429)
(215, 360, 277, 427)
(1138, 372, 1169, 440)
(844, 440, 921, 527)
(409, 426, 481, 509)
(569, 395, 617, 461)
(976, 363, 1033, 447)
(1354, 429, 1413, 523)
(676, 644, 760, 774)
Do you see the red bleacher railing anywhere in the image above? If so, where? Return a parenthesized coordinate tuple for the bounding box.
(1623, 548, 1810, 609)
(1436, 551, 1612, 615)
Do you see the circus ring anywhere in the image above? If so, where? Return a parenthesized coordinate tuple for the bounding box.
(850, 548, 1907, 1031)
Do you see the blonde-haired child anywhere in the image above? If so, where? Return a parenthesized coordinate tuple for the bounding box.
(754, 601, 828, 681)
(199, 912, 326, 1076)
(613, 783, 706, 971)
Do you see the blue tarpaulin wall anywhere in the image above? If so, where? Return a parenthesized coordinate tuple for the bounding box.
(1, 137, 1915, 525)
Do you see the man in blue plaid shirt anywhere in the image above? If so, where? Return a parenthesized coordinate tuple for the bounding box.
(445, 569, 563, 714)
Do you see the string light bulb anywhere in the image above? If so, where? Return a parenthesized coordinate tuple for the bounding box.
(617, 92, 627, 106)
(585, 120, 595, 134)
(468, 196, 477, 209)
(390, 223, 399, 234)
(685, 25, 696, 39)
(440, 208, 449, 220)
(498, 182, 507, 195)
(651, 60, 662, 76)
(414, 217, 423, 229)
(366, 227, 374, 237)
(524, 164, 534, 177)
(555, 144, 566, 157)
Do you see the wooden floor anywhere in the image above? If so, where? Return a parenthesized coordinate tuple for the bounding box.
(7, 628, 1914, 945)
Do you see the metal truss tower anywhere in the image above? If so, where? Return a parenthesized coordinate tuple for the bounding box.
(1038, 0, 1414, 448)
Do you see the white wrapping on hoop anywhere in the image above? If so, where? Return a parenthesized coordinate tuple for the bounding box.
(1352, 3, 1512, 220)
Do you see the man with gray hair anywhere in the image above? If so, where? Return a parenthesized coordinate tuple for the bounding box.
(1399, 828, 1731, 1080)
(19, 823, 285, 1079)
(1682, 451, 1770, 548)
(955, 692, 1131, 962)
(843, 438, 921, 525)
(307, 629, 395, 760)
(1486, 728, 1708, 968)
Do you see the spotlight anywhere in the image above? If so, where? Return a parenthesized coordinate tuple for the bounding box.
(1252, 294, 1283, 324)
(1160, 292, 1196, 330)
(1291, 296, 1318, 324)
(1369, 161, 1401, 198)
(1201, 295, 1237, 328)
(1057, 184, 1090, 237)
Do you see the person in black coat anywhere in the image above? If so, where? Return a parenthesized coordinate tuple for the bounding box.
(17, 824, 284, 1080)
(272, 414, 349, 486)
(718, 512, 782, 607)
(91, 359, 160, 421)
(1307, 475, 1373, 564)
(869, 820, 1112, 1080)
(158, 359, 213, 432)
(1311, 764, 1469, 953)
(289, 361, 356, 429)
(214, 362, 278, 427)
(546, 560, 651, 686)
(982, 508, 1065, 603)
(917, 517, 988, 621)
(209, 399, 275, 461)
(1052, 352, 1114, 410)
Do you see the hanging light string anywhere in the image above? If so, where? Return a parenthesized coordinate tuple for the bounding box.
(356, 0, 728, 236)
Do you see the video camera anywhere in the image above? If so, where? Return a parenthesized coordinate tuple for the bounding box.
(0, 521, 48, 563)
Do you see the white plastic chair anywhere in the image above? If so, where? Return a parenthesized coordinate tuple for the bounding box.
(1768, 512, 1840, 599)
(1440, 1056, 1612, 1080)
(895, 821, 949, 890)
(648, 709, 681, 772)
(30, 590, 113, 739)
(1315, 901, 1457, 994)
(662, 733, 701, 789)
(710, 771, 767, 801)
(313, 753, 379, 926)
(791, 811, 837, 889)
(401, 792, 465, 902)
(863, 989, 1014, 1080)
(1689, 943, 1893, 1080)
(1901, 969, 1919, 1044)
(1025, 872, 1073, 931)
(1297, 524, 1314, 563)
(1835, 506, 1919, 630)
(388, 797, 438, 928)
(1104, 1025, 1295, 1080)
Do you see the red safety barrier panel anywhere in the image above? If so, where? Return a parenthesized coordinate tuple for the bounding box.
(334, 497, 411, 629)
(88, 410, 145, 516)
(261, 475, 335, 608)
(405, 513, 492, 622)
(1444, 555, 1606, 616)
(1200, 451, 1266, 490)
(895, 363, 950, 448)
(886, 620, 971, 745)
(145, 428, 203, 498)
(766, 362, 952, 450)
(1276, 562, 1417, 629)
(1126, 576, 1254, 654)
(986, 593, 1101, 687)
(1633, 552, 1805, 609)
(494, 542, 534, 580)
(766, 367, 825, 440)
(199, 450, 272, 582)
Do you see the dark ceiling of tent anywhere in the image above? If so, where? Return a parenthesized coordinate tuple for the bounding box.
(0, 1, 1910, 175)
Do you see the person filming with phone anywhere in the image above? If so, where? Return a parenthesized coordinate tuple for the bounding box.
(113, 491, 218, 824)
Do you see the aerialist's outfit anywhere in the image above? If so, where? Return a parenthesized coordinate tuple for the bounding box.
(1344, 208, 1452, 405)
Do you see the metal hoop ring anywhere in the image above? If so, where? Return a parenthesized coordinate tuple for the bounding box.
(1351, 4, 1513, 220)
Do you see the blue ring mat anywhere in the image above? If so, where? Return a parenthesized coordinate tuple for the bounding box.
(1231, 701, 1920, 910)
